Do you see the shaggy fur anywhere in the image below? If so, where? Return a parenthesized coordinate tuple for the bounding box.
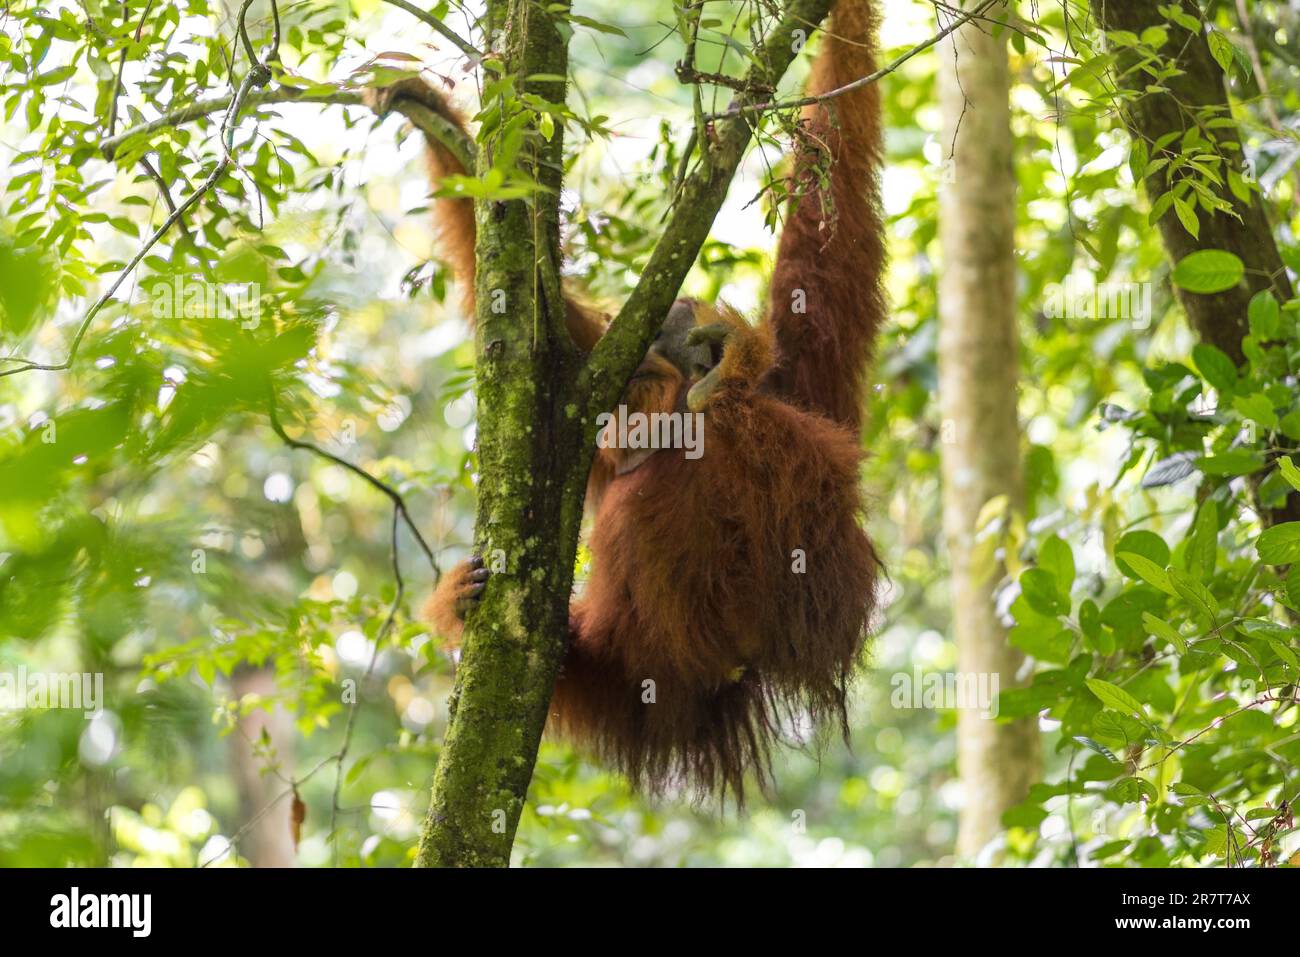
(762, 0, 885, 431)
(375, 78, 607, 351)
(410, 0, 886, 801)
(556, 309, 880, 799)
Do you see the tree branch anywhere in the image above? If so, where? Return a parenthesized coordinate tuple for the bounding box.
(0, 64, 270, 378)
(703, 0, 1000, 121)
(414, 0, 576, 870)
(99, 85, 475, 175)
(137, 154, 196, 246)
(267, 388, 440, 580)
(380, 0, 483, 61)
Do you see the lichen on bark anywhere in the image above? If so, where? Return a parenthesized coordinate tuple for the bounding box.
(416, 0, 583, 869)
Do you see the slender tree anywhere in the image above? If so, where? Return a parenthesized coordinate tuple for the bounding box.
(936, 0, 1040, 858)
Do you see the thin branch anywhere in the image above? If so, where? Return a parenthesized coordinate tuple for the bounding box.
(1138, 693, 1281, 771)
(106, 0, 158, 136)
(200, 750, 338, 867)
(236, 0, 260, 66)
(106, 48, 128, 137)
(331, 506, 404, 866)
(137, 154, 195, 245)
(267, 389, 440, 580)
(1233, 0, 1300, 195)
(100, 85, 475, 173)
(702, 0, 1001, 121)
(3, 62, 470, 392)
(267, 0, 282, 64)
(380, 0, 483, 61)
(0, 66, 269, 378)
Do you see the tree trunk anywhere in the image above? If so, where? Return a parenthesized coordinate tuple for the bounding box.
(415, 0, 585, 868)
(229, 666, 296, 867)
(937, 0, 1040, 859)
(1088, 0, 1299, 528)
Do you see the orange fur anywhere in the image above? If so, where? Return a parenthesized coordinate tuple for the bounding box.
(423, 559, 477, 650)
(709, 303, 774, 387)
(419, 0, 885, 801)
(555, 315, 879, 800)
(381, 78, 607, 350)
(762, 0, 885, 430)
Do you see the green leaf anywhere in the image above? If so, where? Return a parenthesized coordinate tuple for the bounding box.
(1001, 801, 1049, 829)
(1090, 840, 1131, 860)
(1172, 249, 1244, 294)
(1142, 612, 1187, 654)
(1115, 531, 1170, 576)
(1164, 7, 1201, 32)
(1207, 30, 1236, 75)
(1197, 450, 1262, 476)
(1268, 637, 1298, 673)
(1202, 826, 1228, 857)
(1117, 551, 1176, 596)
(1228, 168, 1252, 202)
(1232, 393, 1278, 430)
(1284, 411, 1300, 441)
(1140, 25, 1168, 48)
(1169, 566, 1219, 620)
(1020, 567, 1070, 617)
(1086, 678, 1145, 717)
(1276, 456, 1300, 493)
(567, 14, 628, 37)
(1149, 190, 1176, 224)
(1107, 776, 1157, 804)
(1186, 501, 1218, 581)
(1191, 342, 1239, 393)
(1129, 139, 1149, 184)
(1039, 535, 1075, 595)
(1173, 196, 1200, 238)
(35, 65, 76, 86)
(1257, 523, 1300, 564)
(1248, 290, 1281, 338)
(1288, 564, 1300, 609)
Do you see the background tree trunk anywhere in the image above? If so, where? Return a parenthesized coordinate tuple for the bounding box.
(1088, 0, 1294, 366)
(1089, 0, 1299, 530)
(228, 666, 296, 868)
(936, 0, 1040, 859)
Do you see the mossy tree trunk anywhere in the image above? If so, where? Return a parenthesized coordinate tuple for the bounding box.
(417, 0, 835, 867)
(414, 0, 588, 869)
